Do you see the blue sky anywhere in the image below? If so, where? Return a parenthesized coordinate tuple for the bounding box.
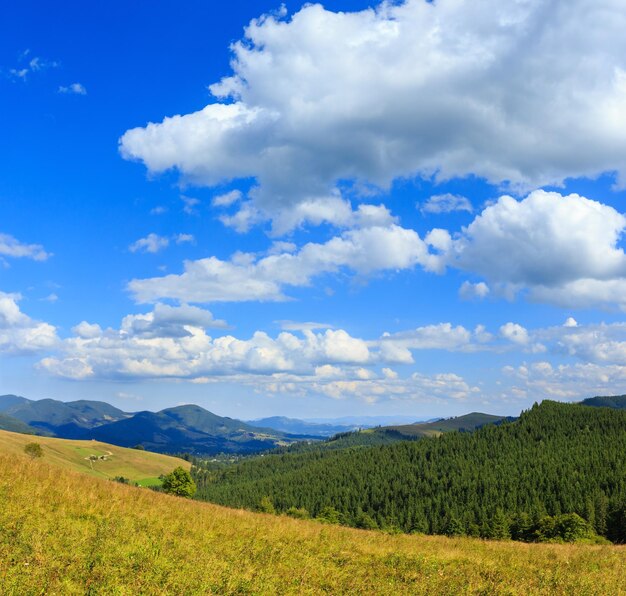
(3, 0, 626, 419)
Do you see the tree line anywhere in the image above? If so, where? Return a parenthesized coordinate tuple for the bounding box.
(191, 401, 626, 543)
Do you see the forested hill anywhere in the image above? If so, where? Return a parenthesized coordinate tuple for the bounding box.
(581, 395, 626, 409)
(195, 401, 626, 543)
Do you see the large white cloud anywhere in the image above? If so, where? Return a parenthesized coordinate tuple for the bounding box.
(120, 0, 626, 229)
(39, 306, 374, 380)
(442, 190, 626, 309)
(0, 292, 58, 354)
(129, 224, 444, 303)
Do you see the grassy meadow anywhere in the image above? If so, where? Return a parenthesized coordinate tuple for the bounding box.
(0, 429, 189, 485)
(0, 452, 624, 594)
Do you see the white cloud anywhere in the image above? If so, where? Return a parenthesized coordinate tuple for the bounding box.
(0, 233, 49, 261)
(0, 292, 58, 355)
(9, 54, 58, 81)
(151, 206, 168, 215)
(500, 322, 529, 345)
(58, 83, 87, 95)
(181, 196, 200, 215)
(564, 317, 578, 328)
(129, 233, 169, 254)
(174, 233, 195, 245)
(39, 309, 373, 381)
(501, 361, 626, 402)
(445, 190, 626, 310)
(212, 189, 242, 207)
(421, 194, 473, 215)
(129, 224, 444, 303)
(459, 281, 489, 300)
(120, 0, 626, 232)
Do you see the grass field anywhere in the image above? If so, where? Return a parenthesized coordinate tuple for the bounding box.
(0, 428, 189, 485)
(0, 452, 624, 594)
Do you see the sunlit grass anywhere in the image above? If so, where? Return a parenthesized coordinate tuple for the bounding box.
(0, 428, 188, 484)
(0, 453, 624, 594)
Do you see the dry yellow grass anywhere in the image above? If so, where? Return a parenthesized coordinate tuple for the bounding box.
(0, 428, 189, 484)
(0, 452, 624, 595)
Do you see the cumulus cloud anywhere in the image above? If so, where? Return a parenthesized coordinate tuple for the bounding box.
(120, 0, 626, 231)
(0, 292, 58, 355)
(39, 308, 374, 381)
(421, 194, 473, 215)
(129, 224, 444, 303)
(502, 361, 626, 402)
(442, 190, 626, 310)
(0, 233, 50, 261)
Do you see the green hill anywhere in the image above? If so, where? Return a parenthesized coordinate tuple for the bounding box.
(196, 401, 626, 543)
(1, 452, 624, 594)
(84, 404, 300, 454)
(0, 394, 128, 436)
(0, 412, 38, 434)
(0, 428, 189, 486)
(581, 395, 626, 409)
(386, 412, 511, 437)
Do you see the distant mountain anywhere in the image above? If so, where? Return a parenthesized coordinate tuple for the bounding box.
(305, 415, 433, 427)
(387, 412, 514, 437)
(78, 405, 306, 455)
(0, 395, 310, 455)
(0, 412, 38, 435)
(0, 394, 128, 436)
(249, 416, 357, 437)
(273, 412, 512, 454)
(580, 395, 626, 409)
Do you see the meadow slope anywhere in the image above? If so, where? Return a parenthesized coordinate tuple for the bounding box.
(0, 429, 189, 486)
(0, 453, 624, 595)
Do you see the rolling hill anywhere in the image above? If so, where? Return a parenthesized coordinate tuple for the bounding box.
(581, 395, 626, 409)
(0, 412, 38, 434)
(0, 395, 309, 455)
(0, 394, 128, 436)
(386, 412, 513, 437)
(196, 401, 626, 543)
(0, 428, 189, 486)
(81, 404, 304, 454)
(1, 451, 624, 594)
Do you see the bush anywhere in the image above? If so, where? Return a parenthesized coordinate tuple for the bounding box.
(24, 443, 44, 459)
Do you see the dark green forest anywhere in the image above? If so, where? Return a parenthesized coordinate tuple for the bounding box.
(193, 401, 626, 543)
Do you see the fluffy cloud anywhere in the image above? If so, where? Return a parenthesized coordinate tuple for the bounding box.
(0, 292, 58, 355)
(120, 0, 626, 231)
(129, 233, 169, 254)
(129, 224, 444, 303)
(441, 190, 626, 310)
(39, 314, 373, 381)
(502, 361, 626, 401)
(0, 233, 49, 261)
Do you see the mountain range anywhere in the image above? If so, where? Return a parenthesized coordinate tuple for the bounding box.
(3, 393, 625, 456)
(0, 395, 313, 455)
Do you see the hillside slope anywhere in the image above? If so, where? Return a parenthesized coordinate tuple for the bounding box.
(197, 401, 626, 540)
(581, 395, 626, 409)
(83, 404, 301, 454)
(0, 429, 188, 486)
(0, 412, 37, 434)
(0, 453, 624, 594)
